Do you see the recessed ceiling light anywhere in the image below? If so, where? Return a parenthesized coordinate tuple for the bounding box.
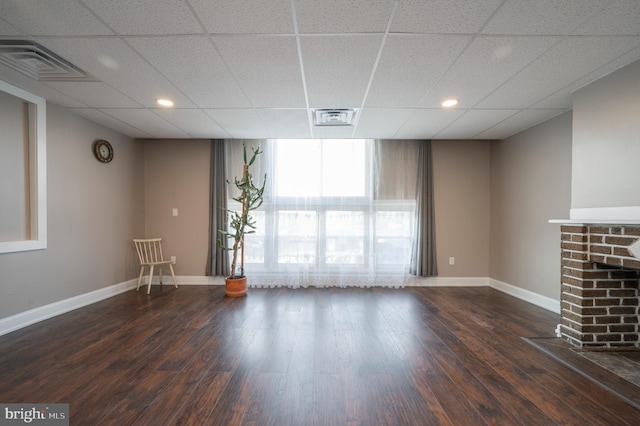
(156, 98, 174, 107)
(441, 98, 459, 108)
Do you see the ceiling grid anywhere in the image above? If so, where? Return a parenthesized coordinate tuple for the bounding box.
(0, 0, 638, 140)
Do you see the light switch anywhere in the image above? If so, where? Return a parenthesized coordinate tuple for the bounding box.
(172, 208, 178, 217)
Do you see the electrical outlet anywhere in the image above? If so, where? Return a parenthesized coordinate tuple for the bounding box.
(170, 256, 176, 264)
(172, 208, 178, 217)
(448, 257, 455, 265)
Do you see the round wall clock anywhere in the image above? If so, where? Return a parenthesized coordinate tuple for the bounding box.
(93, 139, 114, 163)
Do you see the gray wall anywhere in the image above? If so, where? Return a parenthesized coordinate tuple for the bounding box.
(433, 140, 491, 277)
(142, 139, 492, 278)
(572, 60, 640, 211)
(0, 104, 145, 319)
(489, 113, 572, 300)
(143, 139, 211, 275)
(0, 90, 29, 242)
(6, 58, 638, 320)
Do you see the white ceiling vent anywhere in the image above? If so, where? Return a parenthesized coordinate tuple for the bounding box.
(313, 108, 357, 126)
(0, 40, 98, 82)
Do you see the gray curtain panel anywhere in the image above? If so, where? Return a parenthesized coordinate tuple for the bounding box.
(410, 140, 437, 277)
(205, 139, 230, 277)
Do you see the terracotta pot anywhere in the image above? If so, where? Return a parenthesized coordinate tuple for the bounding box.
(225, 276, 248, 298)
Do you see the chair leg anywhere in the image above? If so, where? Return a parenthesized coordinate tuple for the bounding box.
(169, 264, 178, 289)
(137, 266, 145, 291)
(159, 266, 163, 288)
(147, 265, 155, 295)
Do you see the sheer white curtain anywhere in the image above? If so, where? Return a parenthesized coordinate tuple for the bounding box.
(224, 139, 419, 288)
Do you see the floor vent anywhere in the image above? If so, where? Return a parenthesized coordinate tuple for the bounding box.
(313, 108, 357, 126)
(0, 40, 98, 82)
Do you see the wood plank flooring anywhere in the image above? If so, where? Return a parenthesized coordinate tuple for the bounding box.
(1, 286, 639, 425)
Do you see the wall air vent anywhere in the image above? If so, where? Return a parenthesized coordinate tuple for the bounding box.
(313, 108, 357, 126)
(0, 40, 98, 82)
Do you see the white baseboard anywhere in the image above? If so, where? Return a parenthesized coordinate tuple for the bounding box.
(488, 278, 560, 314)
(407, 276, 559, 314)
(404, 276, 489, 287)
(145, 275, 225, 285)
(0, 275, 559, 337)
(0, 279, 138, 337)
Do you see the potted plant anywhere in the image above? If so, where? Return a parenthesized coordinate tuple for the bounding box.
(218, 142, 266, 297)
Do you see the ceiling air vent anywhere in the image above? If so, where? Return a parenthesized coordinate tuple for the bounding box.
(313, 108, 357, 126)
(0, 40, 98, 82)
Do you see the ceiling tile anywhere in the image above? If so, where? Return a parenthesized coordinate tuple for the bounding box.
(353, 108, 415, 139)
(37, 37, 197, 108)
(529, 89, 573, 110)
(127, 36, 251, 108)
(395, 109, 465, 139)
(0, 0, 114, 36)
(435, 109, 519, 139)
(214, 36, 306, 108)
(311, 125, 357, 139)
(82, 0, 202, 35)
(0, 19, 25, 35)
(573, 0, 640, 35)
(99, 109, 191, 138)
(420, 36, 560, 108)
(152, 108, 231, 138)
(474, 109, 566, 139)
(301, 35, 382, 108)
(1, 1, 638, 141)
(0, 64, 89, 108)
(46, 82, 141, 108)
(572, 45, 640, 89)
(391, 0, 502, 34)
(204, 109, 270, 139)
(189, 0, 294, 34)
(295, 0, 394, 33)
(481, 0, 605, 35)
(257, 109, 312, 139)
(71, 108, 153, 138)
(531, 45, 640, 109)
(477, 36, 640, 109)
(366, 34, 471, 108)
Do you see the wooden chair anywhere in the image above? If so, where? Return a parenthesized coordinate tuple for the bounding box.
(133, 238, 178, 294)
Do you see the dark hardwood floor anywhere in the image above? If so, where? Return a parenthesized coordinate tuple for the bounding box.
(1, 286, 639, 425)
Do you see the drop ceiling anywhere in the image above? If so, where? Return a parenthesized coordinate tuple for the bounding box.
(0, 0, 639, 140)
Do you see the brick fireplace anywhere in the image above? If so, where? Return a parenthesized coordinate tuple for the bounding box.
(560, 224, 640, 348)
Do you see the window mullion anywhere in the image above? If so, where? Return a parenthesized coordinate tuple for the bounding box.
(318, 206, 326, 270)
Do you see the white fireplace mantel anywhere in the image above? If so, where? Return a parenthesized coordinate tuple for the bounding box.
(549, 219, 640, 225)
(559, 206, 640, 224)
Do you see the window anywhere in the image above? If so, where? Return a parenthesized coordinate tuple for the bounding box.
(275, 139, 367, 198)
(226, 139, 416, 282)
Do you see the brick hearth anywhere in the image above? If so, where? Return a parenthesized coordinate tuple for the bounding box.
(560, 225, 640, 348)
